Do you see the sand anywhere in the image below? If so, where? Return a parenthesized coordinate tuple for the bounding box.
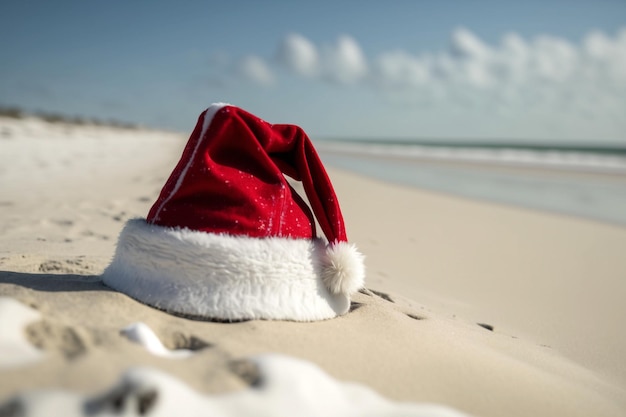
(1, 116, 625, 416)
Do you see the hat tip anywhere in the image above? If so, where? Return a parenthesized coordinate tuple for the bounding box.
(321, 242, 366, 295)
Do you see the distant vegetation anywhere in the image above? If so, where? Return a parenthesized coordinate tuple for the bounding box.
(0, 106, 139, 129)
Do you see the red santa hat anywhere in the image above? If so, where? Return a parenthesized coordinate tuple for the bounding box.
(102, 103, 365, 321)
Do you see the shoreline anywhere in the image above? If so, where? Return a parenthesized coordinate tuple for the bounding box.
(320, 150, 626, 227)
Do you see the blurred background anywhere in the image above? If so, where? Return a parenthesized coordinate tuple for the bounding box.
(2, 0, 625, 225)
(1, 0, 625, 143)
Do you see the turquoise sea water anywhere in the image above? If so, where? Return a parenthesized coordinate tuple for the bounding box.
(317, 141, 626, 226)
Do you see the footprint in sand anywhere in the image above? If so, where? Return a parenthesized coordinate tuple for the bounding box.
(359, 288, 395, 303)
(349, 302, 363, 312)
(85, 381, 159, 416)
(38, 258, 93, 274)
(371, 290, 395, 303)
(167, 331, 212, 352)
(80, 230, 110, 240)
(477, 323, 494, 332)
(120, 322, 210, 359)
(25, 320, 87, 360)
(51, 219, 74, 228)
(228, 358, 262, 386)
(83, 358, 261, 415)
(112, 212, 127, 222)
(358, 288, 427, 321)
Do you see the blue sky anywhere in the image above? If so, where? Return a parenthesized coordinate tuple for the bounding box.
(1, 1, 625, 143)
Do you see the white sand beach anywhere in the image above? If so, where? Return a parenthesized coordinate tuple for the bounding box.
(1, 115, 626, 416)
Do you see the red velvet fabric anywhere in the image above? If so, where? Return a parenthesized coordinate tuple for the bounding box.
(147, 105, 348, 243)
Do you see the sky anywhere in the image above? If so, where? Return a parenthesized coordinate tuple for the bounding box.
(1, 0, 625, 143)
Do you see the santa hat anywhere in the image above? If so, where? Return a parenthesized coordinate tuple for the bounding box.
(102, 103, 365, 321)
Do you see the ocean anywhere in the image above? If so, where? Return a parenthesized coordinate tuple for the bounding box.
(317, 140, 626, 227)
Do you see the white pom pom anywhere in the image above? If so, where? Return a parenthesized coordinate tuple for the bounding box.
(321, 242, 365, 295)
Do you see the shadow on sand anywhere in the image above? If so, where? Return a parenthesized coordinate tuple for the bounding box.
(0, 270, 112, 293)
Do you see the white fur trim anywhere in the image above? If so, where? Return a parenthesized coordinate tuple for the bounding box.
(321, 242, 366, 295)
(102, 219, 364, 322)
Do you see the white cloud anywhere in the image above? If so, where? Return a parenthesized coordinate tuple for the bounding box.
(584, 29, 619, 60)
(237, 55, 275, 86)
(370, 27, 626, 109)
(583, 28, 626, 83)
(226, 28, 626, 95)
(450, 27, 492, 60)
(276, 33, 319, 77)
(320, 35, 368, 84)
(373, 50, 431, 88)
(494, 33, 530, 84)
(223, 28, 626, 139)
(273, 34, 369, 84)
(529, 35, 579, 82)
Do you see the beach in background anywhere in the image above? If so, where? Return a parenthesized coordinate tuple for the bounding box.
(318, 140, 626, 226)
(318, 140, 626, 387)
(1, 115, 626, 416)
